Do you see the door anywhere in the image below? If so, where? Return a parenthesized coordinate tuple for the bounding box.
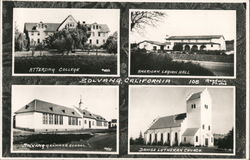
(89, 121, 91, 128)
(205, 138, 208, 146)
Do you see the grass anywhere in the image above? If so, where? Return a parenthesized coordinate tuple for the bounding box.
(130, 144, 233, 153)
(169, 53, 234, 63)
(14, 54, 117, 74)
(13, 131, 117, 151)
(131, 50, 214, 76)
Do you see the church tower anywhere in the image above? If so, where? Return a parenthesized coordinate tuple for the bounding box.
(185, 88, 213, 146)
(79, 95, 84, 110)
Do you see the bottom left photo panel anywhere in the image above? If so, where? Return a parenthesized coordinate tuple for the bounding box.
(11, 85, 119, 154)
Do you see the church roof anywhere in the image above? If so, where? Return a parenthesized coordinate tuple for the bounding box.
(187, 91, 202, 101)
(15, 99, 81, 118)
(24, 23, 60, 32)
(166, 35, 224, 40)
(182, 128, 199, 136)
(148, 113, 186, 130)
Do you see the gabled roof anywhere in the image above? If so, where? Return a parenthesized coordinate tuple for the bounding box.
(93, 114, 107, 122)
(138, 40, 170, 46)
(57, 15, 78, 31)
(187, 91, 202, 101)
(75, 107, 96, 119)
(24, 23, 60, 32)
(166, 35, 224, 40)
(182, 128, 199, 136)
(15, 99, 81, 118)
(148, 113, 186, 130)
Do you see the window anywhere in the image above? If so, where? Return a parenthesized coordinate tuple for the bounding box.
(37, 39, 40, 44)
(38, 32, 40, 36)
(49, 114, 53, 124)
(43, 113, 48, 124)
(211, 137, 213, 143)
(76, 118, 78, 125)
(96, 40, 99, 44)
(98, 32, 101, 37)
(84, 120, 87, 124)
(155, 134, 157, 142)
(92, 121, 94, 125)
(89, 39, 92, 44)
(184, 137, 186, 142)
(167, 133, 170, 142)
(96, 25, 99, 29)
(211, 44, 213, 47)
(202, 124, 205, 129)
(205, 104, 208, 109)
(68, 117, 71, 125)
(149, 134, 152, 143)
(208, 125, 210, 130)
(191, 104, 196, 109)
(196, 136, 198, 142)
(103, 40, 105, 43)
(167, 46, 170, 49)
(31, 32, 34, 36)
(104, 122, 107, 126)
(54, 115, 58, 125)
(93, 25, 95, 29)
(59, 115, 63, 125)
(79, 120, 81, 126)
(92, 32, 95, 36)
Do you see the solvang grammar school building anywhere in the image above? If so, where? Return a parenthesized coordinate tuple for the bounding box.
(14, 98, 108, 132)
(144, 89, 214, 147)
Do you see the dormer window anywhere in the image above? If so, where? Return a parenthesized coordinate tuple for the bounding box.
(72, 112, 75, 115)
(49, 107, 53, 111)
(25, 105, 29, 109)
(83, 112, 85, 115)
(62, 110, 65, 113)
(205, 104, 208, 109)
(191, 104, 196, 109)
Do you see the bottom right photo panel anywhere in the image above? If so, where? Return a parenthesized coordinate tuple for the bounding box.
(128, 85, 235, 155)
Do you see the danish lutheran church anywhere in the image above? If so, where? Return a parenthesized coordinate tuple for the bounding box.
(144, 88, 214, 147)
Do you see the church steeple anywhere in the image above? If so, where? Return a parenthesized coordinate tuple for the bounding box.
(79, 95, 83, 109)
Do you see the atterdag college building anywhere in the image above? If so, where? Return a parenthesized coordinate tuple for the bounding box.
(24, 15, 110, 47)
(144, 89, 214, 147)
(14, 98, 109, 132)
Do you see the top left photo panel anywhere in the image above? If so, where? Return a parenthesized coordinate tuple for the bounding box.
(13, 8, 120, 76)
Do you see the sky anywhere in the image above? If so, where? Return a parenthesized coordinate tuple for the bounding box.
(12, 85, 119, 121)
(129, 86, 234, 139)
(14, 8, 119, 35)
(130, 10, 236, 43)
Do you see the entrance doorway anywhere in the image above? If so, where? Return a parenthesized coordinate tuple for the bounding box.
(205, 138, 209, 146)
(89, 121, 91, 128)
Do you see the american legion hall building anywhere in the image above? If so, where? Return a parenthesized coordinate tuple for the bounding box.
(24, 15, 110, 47)
(138, 35, 226, 51)
(144, 88, 214, 147)
(14, 98, 109, 132)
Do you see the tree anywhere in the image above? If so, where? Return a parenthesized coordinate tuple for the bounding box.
(102, 32, 118, 54)
(44, 22, 90, 55)
(130, 11, 166, 32)
(217, 128, 234, 149)
(15, 25, 28, 51)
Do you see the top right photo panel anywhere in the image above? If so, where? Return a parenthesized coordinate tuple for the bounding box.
(129, 9, 236, 78)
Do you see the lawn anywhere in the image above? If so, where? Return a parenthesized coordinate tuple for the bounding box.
(130, 144, 233, 153)
(13, 130, 117, 152)
(131, 50, 214, 76)
(14, 53, 117, 74)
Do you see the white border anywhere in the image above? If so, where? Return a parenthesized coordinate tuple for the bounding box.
(12, 8, 120, 77)
(128, 9, 237, 79)
(10, 85, 119, 155)
(128, 85, 236, 156)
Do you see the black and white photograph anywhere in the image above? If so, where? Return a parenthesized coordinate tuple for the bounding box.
(129, 10, 236, 78)
(129, 86, 235, 155)
(11, 85, 119, 154)
(13, 8, 120, 76)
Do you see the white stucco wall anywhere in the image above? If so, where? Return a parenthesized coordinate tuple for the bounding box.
(15, 112, 35, 129)
(87, 24, 109, 47)
(138, 42, 161, 51)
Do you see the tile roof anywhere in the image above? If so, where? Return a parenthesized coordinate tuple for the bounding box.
(166, 35, 224, 40)
(182, 128, 199, 136)
(24, 23, 60, 32)
(187, 91, 202, 101)
(139, 40, 170, 46)
(93, 114, 107, 122)
(75, 107, 96, 119)
(148, 113, 186, 130)
(15, 99, 81, 118)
